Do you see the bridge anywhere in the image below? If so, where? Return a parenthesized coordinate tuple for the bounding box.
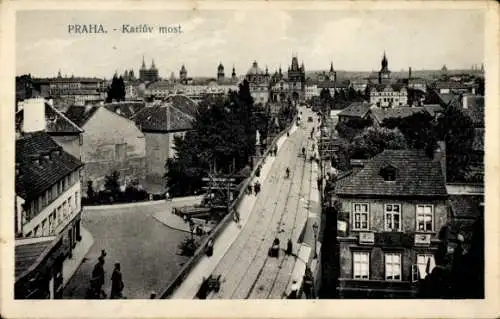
(168, 106, 322, 299)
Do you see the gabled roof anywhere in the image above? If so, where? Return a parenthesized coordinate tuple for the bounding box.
(336, 149, 447, 197)
(133, 103, 193, 132)
(104, 101, 146, 119)
(16, 131, 83, 199)
(370, 107, 428, 123)
(437, 93, 461, 107)
(338, 102, 372, 118)
(422, 104, 444, 117)
(16, 103, 82, 134)
(64, 105, 100, 128)
(166, 94, 198, 118)
(371, 83, 406, 92)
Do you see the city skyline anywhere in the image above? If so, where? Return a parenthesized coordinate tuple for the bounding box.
(17, 10, 484, 78)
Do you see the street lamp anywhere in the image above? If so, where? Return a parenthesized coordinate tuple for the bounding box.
(312, 222, 319, 259)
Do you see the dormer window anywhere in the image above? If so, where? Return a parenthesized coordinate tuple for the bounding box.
(380, 164, 397, 182)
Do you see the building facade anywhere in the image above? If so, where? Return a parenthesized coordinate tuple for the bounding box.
(65, 105, 146, 190)
(15, 98, 84, 299)
(246, 61, 271, 105)
(334, 149, 448, 298)
(139, 57, 159, 83)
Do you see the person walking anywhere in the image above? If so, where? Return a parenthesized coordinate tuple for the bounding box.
(90, 256, 106, 299)
(288, 280, 299, 299)
(110, 262, 124, 299)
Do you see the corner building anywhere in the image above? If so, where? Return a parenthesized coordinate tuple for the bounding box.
(334, 149, 448, 298)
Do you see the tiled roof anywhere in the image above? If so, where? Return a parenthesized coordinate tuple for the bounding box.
(104, 102, 146, 119)
(463, 96, 484, 127)
(434, 81, 478, 89)
(370, 107, 428, 123)
(371, 83, 406, 92)
(15, 238, 58, 280)
(338, 102, 372, 118)
(422, 104, 444, 117)
(64, 105, 100, 127)
(449, 195, 484, 219)
(166, 94, 199, 118)
(16, 103, 82, 134)
(437, 93, 461, 107)
(16, 131, 83, 199)
(336, 149, 447, 197)
(133, 103, 193, 132)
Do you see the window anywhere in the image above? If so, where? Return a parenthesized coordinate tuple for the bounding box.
(115, 143, 127, 161)
(416, 205, 433, 232)
(385, 253, 401, 281)
(353, 252, 370, 279)
(385, 204, 401, 231)
(353, 203, 369, 230)
(417, 254, 436, 280)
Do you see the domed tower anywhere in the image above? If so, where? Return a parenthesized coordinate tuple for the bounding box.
(217, 62, 225, 82)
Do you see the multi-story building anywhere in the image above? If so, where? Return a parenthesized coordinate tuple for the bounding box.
(65, 104, 146, 190)
(370, 84, 408, 108)
(31, 74, 106, 106)
(15, 98, 84, 298)
(334, 148, 448, 298)
(139, 57, 159, 83)
(246, 61, 271, 105)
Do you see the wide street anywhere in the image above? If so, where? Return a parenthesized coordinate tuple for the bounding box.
(63, 198, 200, 299)
(207, 106, 319, 299)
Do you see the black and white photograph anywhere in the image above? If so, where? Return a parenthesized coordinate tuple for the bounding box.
(1, 0, 499, 318)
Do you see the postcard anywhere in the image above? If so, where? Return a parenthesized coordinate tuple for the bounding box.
(1, 0, 499, 318)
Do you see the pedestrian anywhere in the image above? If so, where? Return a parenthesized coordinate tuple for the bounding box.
(110, 262, 124, 299)
(150, 291, 156, 299)
(196, 277, 210, 299)
(286, 239, 293, 255)
(205, 238, 214, 257)
(247, 184, 253, 195)
(91, 256, 106, 299)
(303, 267, 314, 299)
(288, 280, 299, 299)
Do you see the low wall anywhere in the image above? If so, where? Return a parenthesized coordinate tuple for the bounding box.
(160, 117, 296, 299)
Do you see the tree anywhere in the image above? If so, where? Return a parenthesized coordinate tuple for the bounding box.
(87, 181, 95, 200)
(349, 126, 407, 159)
(104, 171, 121, 196)
(435, 104, 475, 182)
(382, 111, 438, 156)
(106, 74, 126, 102)
(335, 117, 373, 141)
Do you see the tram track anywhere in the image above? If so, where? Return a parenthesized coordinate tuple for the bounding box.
(206, 122, 311, 299)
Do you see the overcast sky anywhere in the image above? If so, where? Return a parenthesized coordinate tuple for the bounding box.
(16, 9, 485, 78)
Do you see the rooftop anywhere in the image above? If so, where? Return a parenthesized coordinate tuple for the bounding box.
(336, 149, 447, 197)
(166, 94, 199, 118)
(370, 107, 428, 123)
(104, 101, 146, 119)
(15, 238, 58, 281)
(16, 131, 83, 199)
(64, 105, 100, 128)
(133, 103, 194, 132)
(338, 102, 372, 118)
(16, 103, 82, 135)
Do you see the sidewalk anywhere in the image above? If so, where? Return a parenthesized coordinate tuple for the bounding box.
(62, 226, 94, 288)
(84, 195, 204, 211)
(170, 125, 295, 299)
(153, 207, 191, 233)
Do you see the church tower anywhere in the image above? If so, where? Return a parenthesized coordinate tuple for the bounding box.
(217, 62, 225, 83)
(231, 65, 237, 82)
(179, 64, 187, 84)
(378, 51, 391, 84)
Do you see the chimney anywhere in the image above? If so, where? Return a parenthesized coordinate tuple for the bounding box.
(434, 141, 446, 184)
(23, 97, 46, 133)
(350, 159, 366, 175)
(409, 67, 412, 79)
(462, 94, 468, 109)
